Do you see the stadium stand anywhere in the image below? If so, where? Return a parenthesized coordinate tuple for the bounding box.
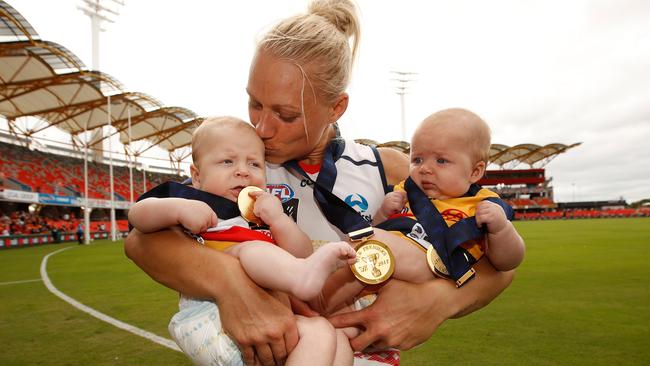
(0, 140, 185, 200)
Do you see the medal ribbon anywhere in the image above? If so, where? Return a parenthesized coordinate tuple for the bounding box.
(134, 181, 241, 221)
(283, 141, 373, 240)
(404, 177, 484, 285)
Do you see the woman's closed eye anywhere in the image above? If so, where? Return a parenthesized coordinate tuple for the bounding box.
(248, 99, 262, 110)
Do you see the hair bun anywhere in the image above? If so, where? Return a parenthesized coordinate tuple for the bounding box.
(308, 0, 359, 38)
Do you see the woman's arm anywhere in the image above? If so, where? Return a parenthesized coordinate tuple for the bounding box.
(377, 147, 410, 185)
(329, 259, 514, 350)
(124, 227, 299, 366)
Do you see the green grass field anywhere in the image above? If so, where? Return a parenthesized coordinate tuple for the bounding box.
(1, 218, 649, 365)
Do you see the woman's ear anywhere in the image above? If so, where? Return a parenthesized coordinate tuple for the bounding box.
(329, 93, 349, 123)
(190, 164, 201, 189)
(470, 161, 487, 183)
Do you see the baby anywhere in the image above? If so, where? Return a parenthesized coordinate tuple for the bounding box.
(315, 108, 525, 314)
(129, 117, 355, 366)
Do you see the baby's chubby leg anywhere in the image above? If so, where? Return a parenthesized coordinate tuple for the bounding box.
(286, 315, 338, 366)
(228, 240, 356, 301)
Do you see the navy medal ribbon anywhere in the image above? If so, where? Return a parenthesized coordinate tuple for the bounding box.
(403, 177, 484, 287)
(283, 142, 373, 240)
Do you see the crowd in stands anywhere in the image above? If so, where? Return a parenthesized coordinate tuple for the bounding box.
(506, 197, 557, 209)
(515, 208, 650, 221)
(0, 209, 129, 237)
(0, 140, 186, 200)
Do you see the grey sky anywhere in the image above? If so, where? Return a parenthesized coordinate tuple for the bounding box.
(7, 0, 650, 203)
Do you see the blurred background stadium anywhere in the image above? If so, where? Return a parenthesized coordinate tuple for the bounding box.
(1, 1, 649, 365)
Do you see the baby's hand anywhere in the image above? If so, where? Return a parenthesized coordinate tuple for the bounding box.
(250, 190, 284, 226)
(475, 200, 508, 234)
(176, 200, 218, 234)
(380, 191, 407, 217)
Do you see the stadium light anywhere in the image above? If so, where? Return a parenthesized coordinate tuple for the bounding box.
(390, 70, 418, 141)
(77, 0, 125, 70)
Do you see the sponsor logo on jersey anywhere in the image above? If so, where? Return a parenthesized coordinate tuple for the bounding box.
(345, 193, 369, 212)
(267, 184, 294, 203)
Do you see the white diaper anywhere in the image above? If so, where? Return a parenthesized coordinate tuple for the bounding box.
(168, 298, 243, 366)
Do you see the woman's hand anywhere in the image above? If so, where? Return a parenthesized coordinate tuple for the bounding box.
(218, 284, 299, 366)
(328, 260, 513, 351)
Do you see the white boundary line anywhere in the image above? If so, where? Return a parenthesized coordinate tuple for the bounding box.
(40, 246, 181, 352)
(0, 278, 42, 286)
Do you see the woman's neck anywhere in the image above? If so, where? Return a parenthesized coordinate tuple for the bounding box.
(299, 125, 336, 166)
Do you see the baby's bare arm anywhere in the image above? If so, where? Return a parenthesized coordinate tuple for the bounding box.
(251, 191, 313, 258)
(128, 197, 217, 234)
(475, 201, 525, 271)
(372, 191, 407, 225)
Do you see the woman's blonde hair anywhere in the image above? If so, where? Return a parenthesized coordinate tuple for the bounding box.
(257, 0, 360, 104)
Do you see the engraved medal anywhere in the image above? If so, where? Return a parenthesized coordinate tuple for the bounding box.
(426, 245, 450, 278)
(350, 239, 395, 285)
(237, 186, 264, 224)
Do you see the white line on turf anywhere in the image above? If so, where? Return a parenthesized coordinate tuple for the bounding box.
(0, 278, 42, 286)
(40, 246, 181, 352)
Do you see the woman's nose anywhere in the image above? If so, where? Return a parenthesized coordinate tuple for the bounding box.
(254, 110, 275, 139)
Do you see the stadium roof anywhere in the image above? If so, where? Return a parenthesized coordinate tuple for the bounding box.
(0, 1, 202, 154)
(356, 139, 582, 169)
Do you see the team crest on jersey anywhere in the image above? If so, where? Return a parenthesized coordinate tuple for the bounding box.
(441, 209, 468, 224)
(267, 183, 294, 203)
(345, 193, 369, 212)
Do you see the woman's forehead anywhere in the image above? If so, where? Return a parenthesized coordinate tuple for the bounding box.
(248, 52, 312, 104)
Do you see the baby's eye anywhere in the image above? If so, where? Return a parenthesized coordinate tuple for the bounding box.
(412, 157, 423, 165)
(250, 161, 262, 168)
(436, 158, 447, 164)
(221, 159, 233, 165)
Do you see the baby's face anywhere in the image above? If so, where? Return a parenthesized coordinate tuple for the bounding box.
(192, 127, 266, 202)
(409, 123, 480, 200)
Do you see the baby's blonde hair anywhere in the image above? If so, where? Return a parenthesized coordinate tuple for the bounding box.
(421, 108, 492, 164)
(191, 116, 257, 164)
(257, 0, 360, 104)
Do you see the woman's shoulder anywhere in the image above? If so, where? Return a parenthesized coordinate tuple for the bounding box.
(376, 146, 409, 185)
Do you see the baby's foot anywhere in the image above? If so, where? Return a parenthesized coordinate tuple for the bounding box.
(291, 241, 356, 301)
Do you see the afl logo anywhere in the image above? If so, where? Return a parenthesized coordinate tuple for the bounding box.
(441, 209, 468, 223)
(345, 193, 369, 212)
(267, 184, 294, 203)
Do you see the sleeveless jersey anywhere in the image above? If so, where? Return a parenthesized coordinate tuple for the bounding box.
(265, 139, 389, 244)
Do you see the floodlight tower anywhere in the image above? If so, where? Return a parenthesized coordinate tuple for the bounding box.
(390, 71, 418, 141)
(78, 0, 124, 243)
(78, 0, 124, 70)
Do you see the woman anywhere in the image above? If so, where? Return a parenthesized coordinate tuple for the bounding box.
(125, 0, 513, 365)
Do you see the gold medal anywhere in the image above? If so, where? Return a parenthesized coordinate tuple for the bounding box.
(237, 186, 264, 224)
(426, 245, 450, 278)
(350, 239, 395, 285)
